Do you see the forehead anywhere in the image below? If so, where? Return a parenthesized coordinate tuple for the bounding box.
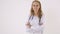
(32, 2, 39, 5)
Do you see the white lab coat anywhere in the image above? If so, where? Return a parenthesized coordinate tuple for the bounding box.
(26, 15, 45, 34)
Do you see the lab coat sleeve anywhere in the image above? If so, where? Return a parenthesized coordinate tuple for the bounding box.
(26, 15, 30, 24)
(25, 15, 33, 33)
(40, 14, 46, 27)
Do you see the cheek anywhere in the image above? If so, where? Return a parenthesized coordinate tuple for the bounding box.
(32, 7, 35, 10)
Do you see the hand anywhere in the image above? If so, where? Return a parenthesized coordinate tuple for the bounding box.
(26, 22, 32, 28)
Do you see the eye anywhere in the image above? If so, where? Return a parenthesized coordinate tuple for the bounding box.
(33, 5, 35, 7)
(36, 5, 38, 7)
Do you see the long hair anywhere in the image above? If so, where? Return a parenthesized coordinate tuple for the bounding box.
(30, 0, 43, 19)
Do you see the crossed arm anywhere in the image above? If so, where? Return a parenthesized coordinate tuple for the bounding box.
(25, 21, 43, 29)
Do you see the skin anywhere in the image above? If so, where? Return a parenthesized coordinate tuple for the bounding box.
(26, 2, 41, 28)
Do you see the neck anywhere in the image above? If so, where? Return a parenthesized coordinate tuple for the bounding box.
(34, 10, 38, 16)
(34, 13, 38, 16)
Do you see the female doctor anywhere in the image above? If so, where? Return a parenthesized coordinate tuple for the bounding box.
(25, 0, 45, 34)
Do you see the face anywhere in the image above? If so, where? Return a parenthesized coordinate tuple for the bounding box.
(32, 2, 40, 14)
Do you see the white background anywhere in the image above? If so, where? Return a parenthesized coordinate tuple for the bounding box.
(0, 0, 60, 34)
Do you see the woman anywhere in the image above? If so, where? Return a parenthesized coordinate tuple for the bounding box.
(25, 0, 45, 34)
